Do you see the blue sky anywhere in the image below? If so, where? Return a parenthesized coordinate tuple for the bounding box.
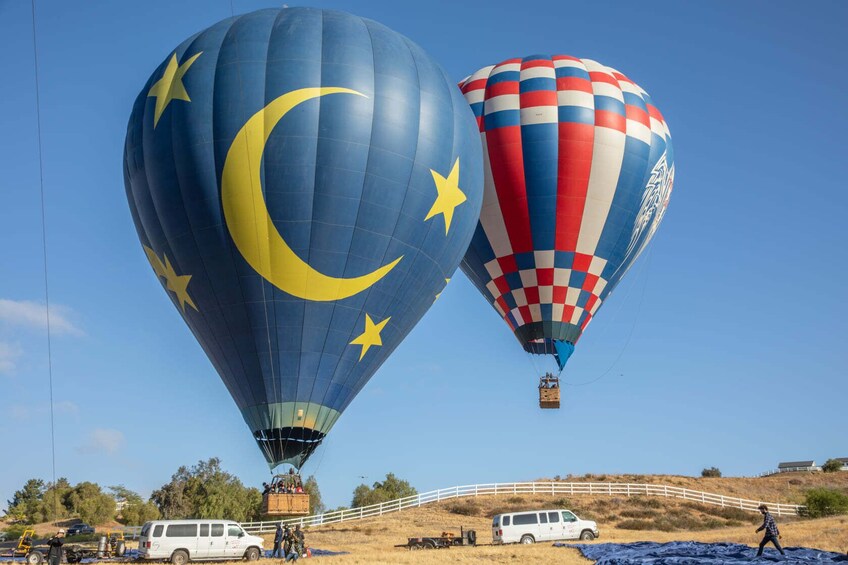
(1, 0, 846, 511)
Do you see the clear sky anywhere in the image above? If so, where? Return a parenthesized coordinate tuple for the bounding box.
(1, 0, 846, 511)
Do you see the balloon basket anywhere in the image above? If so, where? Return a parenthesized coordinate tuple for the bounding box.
(538, 375, 560, 409)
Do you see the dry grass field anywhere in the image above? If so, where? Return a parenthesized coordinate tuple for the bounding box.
(3, 473, 846, 563)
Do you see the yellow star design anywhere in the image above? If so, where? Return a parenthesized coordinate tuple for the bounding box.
(349, 314, 390, 361)
(434, 278, 451, 301)
(425, 158, 466, 234)
(147, 51, 203, 128)
(143, 245, 198, 313)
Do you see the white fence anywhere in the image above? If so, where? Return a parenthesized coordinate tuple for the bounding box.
(237, 481, 805, 534)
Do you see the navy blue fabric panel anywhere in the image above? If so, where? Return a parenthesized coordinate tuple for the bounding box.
(123, 7, 483, 468)
(558, 541, 848, 564)
(521, 123, 558, 251)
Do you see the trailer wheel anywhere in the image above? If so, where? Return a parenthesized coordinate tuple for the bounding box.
(171, 549, 189, 565)
(423, 540, 436, 549)
(115, 541, 127, 557)
(26, 551, 44, 565)
(409, 543, 422, 551)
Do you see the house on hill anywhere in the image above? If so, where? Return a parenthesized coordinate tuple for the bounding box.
(777, 460, 819, 473)
(836, 458, 848, 471)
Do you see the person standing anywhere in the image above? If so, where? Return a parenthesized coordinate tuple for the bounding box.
(755, 504, 785, 556)
(47, 530, 65, 565)
(272, 523, 284, 558)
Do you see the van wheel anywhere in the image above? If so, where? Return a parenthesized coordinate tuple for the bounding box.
(244, 547, 260, 561)
(171, 549, 189, 565)
(580, 530, 595, 541)
(520, 535, 535, 544)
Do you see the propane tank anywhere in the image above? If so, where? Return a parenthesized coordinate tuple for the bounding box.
(97, 535, 107, 558)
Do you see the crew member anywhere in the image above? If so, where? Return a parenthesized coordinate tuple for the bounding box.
(755, 504, 785, 557)
(273, 522, 284, 558)
(47, 530, 65, 565)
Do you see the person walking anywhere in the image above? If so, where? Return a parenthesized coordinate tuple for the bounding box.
(755, 504, 786, 556)
(272, 523, 284, 558)
(47, 530, 65, 565)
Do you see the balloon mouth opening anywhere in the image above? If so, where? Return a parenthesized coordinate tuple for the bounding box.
(254, 427, 325, 469)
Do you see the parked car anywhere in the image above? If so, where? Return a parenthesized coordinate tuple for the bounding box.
(66, 524, 95, 536)
(138, 520, 263, 565)
(492, 508, 599, 544)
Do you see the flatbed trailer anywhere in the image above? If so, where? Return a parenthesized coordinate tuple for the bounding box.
(406, 528, 477, 550)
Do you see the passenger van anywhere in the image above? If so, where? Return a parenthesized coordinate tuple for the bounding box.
(492, 509, 599, 544)
(138, 520, 264, 565)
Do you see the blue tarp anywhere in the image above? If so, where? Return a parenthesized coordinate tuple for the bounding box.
(555, 541, 848, 564)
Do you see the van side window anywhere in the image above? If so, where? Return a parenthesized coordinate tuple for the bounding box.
(211, 524, 224, 537)
(153, 525, 164, 537)
(539, 512, 548, 523)
(200, 524, 209, 537)
(503, 516, 511, 526)
(548, 512, 559, 522)
(513, 513, 538, 526)
(166, 524, 197, 537)
(561, 511, 577, 522)
(227, 525, 242, 537)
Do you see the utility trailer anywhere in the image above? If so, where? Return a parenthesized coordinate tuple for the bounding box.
(406, 528, 477, 550)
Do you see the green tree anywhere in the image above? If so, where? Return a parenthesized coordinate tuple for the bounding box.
(65, 482, 116, 525)
(351, 473, 417, 508)
(151, 458, 262, 521)
(701, 467, 722, 478)
(5, 479, 45, 523)
(804, 488, 848, 518)
(304, 476, 325, 514)
(37, 479, 73, 523)
(821, 459, 843, 473)
(120, 500, 160, 525)
(109, 485, 143, 506)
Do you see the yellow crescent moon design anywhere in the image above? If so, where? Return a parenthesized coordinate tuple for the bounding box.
(222, 87, 403, 301)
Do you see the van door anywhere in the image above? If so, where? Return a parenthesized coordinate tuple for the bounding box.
(208, 524, 226, 558)
(224, 524, 246, 558)
(546, 511, 563, 541)
(561, 511, 579, 539)
(537, 512, 550, 541)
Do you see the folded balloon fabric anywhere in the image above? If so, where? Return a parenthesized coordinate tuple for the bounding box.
(555, 541, 848, 564)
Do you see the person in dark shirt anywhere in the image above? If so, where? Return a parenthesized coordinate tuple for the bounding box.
(755, 504, 785, 556)
(47, 530, 65, 565)
(272, 523, 284, 558)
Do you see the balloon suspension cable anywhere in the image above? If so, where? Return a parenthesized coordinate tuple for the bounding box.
(562, 246, 653, 387)
(30, 0, 58, 525)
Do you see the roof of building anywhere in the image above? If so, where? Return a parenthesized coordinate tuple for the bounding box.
(778, 460, 816, 468)
(835, 457, 848, 464)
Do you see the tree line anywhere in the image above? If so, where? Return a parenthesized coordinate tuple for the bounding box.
(3, 458, 415, 526)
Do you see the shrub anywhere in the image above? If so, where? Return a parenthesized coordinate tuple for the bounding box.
(822, 459, 844, 473)
(506, 496, 524, 504)
(632, 497, 662, 509)
(701, 467, 722, 478)
(619, 508, 655, 519)
(617, 519, 652, 530)
(446, 500, 481, 516)
(804, 488, 848, 518)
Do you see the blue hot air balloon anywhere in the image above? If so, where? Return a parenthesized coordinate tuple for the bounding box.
(123, 8, 483, 469)
(459, 55, 674, 383)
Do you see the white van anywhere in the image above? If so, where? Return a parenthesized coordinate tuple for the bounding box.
(138, 520, 264, 565)
(492, 509, 599, 544)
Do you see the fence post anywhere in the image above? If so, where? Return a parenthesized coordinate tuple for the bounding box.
(627, 484, 630, 497)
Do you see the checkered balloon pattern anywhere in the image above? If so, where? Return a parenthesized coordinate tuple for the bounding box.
(459, 55, 674, 366)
